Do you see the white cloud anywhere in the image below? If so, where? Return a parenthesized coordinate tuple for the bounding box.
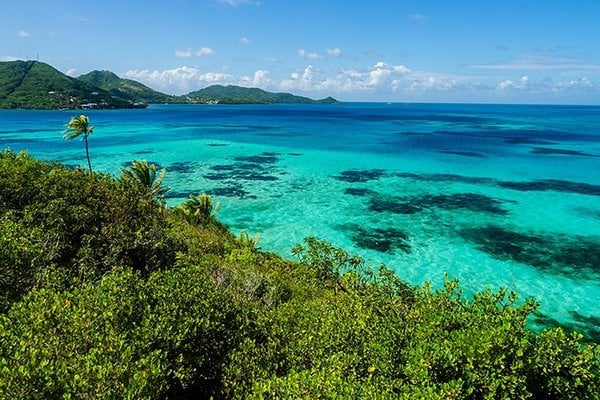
(567, 77, 594, 88)
(240, 37, 252, 45)
(298, 49, 323, 60)
(496, 75, 530, 92)
(198, 72, 233, 83)
(175, 49, 193, 58)
(196, 47, 215, 56)
(18, 30, 30, 38)
(326, 48, 343, 58)
(368, 62, 411, 87)
(125, 67, 202, 93)
(1, 56, 21, 62)
(280, 66, 318, 91)
(121, 61, 599, 101)
(240, 70, 270, 87)
(497, 79, 514, 91)
(409, 76, 458, 91)
(65, 68, 77, 77)
(125, 67, 238, 93)
(496, 75, 597, 95)
(175, 47, 215, 58)
(48, 30, 58, 37)
(278, 61, 411, 93)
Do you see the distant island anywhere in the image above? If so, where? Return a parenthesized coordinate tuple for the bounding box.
(0, 60, 339, 110)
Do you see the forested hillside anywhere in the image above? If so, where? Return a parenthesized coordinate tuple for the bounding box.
(0, 150, 597, 399)
(0, 61, 141, 109)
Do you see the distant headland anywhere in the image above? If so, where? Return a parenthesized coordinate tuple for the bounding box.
(0, 60, 339, 110)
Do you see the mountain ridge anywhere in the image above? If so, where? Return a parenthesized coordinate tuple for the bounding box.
(0, 60, 339, 109)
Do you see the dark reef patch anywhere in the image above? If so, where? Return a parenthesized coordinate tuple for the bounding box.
(574, 207, 600, 219)
(204, 171, 278, 181)
(388, 171, 600, 199)
(459, 225, 600, 278)
(498, 179, 600, 197)
(169, 162, 197, 174)
(531, 147, 597, 157)
(438, 150, 486, 158)
(206, 159, 280, 182)
(570, 311, 600, 327)
(395, 172, 496, 186)
(460, 226, 545, 265)
(344, 188, 376, 197)
(369, 197, 423, 215)
(211, 163, 257, 171)
(503, 137, 556, 145)
(419, 193, 509, 215)
(207, 185, 256, 199)
(334, 169, 387, 183)
(234, 153, 280, 164)
(340, 224, 411, 253)
(288, 152, 303, 156)
(207, 143, 229, 147)
(369, 193, 509, 216)
(133, 150, 155, 155)
(531, 312, 600, 344)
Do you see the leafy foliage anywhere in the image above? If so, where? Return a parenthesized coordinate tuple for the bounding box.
(77, 70, 176, 104)
(0, 150, 179, 308)
(0, 151, 598, 399)
(121, 159, 170, 201)
(0, 60, 140, 109)
(64, 114, 95, 172)
(185, 84, 339, 104)
(0, 61, 338, 109)
(174, 193, 221, 225)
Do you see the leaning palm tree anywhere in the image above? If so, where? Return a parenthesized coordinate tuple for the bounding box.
(175, 193, 220, 224)
(121, 160, 170, 200)
(63, 115, 94, 173)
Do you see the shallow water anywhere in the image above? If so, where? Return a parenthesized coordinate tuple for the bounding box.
(2, 103, 599, 340)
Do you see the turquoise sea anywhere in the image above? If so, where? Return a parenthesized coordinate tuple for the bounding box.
(1, 103, 599, 339)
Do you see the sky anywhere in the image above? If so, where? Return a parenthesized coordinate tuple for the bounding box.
(2, 0, 600, 104)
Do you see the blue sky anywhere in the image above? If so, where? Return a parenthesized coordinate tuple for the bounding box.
(2, 0, 600, 104)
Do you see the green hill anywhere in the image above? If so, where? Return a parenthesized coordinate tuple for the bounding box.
(0, 61, 339, 108)
(184, 84, 339, 104)
(78, 70, 176, 104)
(0, 60, 143, 109)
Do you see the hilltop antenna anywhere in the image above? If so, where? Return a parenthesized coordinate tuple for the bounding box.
(36, 53, 39, 61)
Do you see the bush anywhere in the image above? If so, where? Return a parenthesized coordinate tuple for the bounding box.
(0, 152, 598, 399)
(0, 150, 180, 308)
(0, 265, 248, 399)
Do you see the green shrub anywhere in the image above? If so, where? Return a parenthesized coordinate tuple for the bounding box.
(0, 265, 248, 399)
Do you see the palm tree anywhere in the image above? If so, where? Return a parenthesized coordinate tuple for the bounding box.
(121, 160, 170, 200)
(63, 115, 94, 173)
(175, 193, 220, 224)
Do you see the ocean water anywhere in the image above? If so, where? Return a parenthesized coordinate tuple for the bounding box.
(1, 103, 600, 339)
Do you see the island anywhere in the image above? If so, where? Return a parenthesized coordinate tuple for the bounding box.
(0, 60, 339, 109)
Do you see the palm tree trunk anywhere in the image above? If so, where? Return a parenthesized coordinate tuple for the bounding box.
(84, 135, 92, 173)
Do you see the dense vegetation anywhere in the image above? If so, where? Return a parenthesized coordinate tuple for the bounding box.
(77, 70, 177, 104)
(0, 150, 598, 399)
(0, 61, 142, 109)
(185, 85, 339, 104)
(0, 61, 339, 109)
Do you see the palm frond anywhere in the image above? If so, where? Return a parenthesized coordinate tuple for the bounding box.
(63, 115, 94, 141)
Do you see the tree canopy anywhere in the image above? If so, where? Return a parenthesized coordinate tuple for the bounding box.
(0, 150, 598, 399)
